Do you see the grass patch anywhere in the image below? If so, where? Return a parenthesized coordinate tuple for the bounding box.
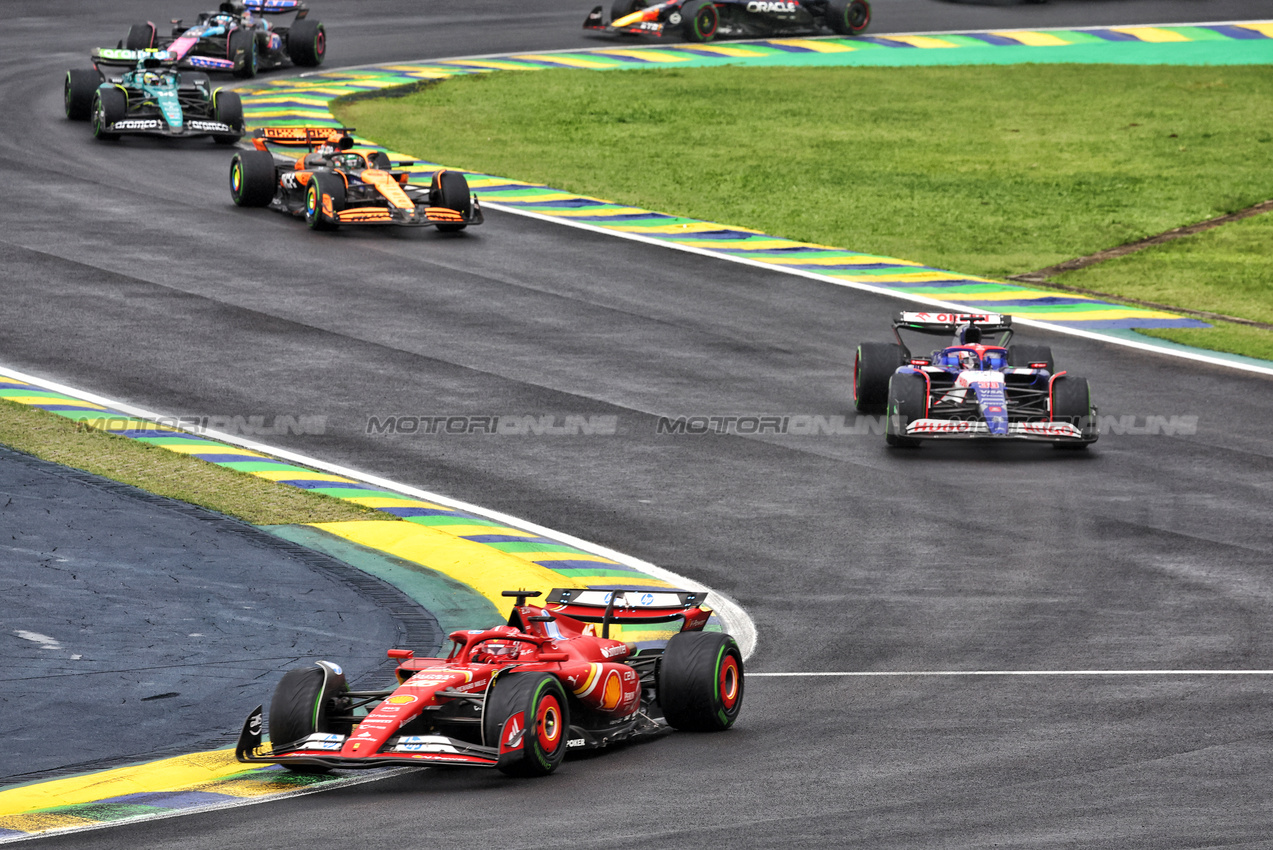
(0, 399, 396, 526)
(336, 63, 1273, 359)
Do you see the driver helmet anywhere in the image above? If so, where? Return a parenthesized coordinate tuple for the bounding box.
(957, 350, 980, 371)
(476, 641, 518, 663)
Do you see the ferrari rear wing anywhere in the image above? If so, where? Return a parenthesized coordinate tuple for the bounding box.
(546, 588, 710, 629)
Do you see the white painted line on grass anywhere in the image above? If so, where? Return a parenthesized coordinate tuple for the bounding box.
(0, 363, 757, 659)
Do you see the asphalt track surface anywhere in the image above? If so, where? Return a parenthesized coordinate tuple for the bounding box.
(4, 0, 1272, 846)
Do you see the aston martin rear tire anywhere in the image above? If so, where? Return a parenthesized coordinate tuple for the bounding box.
(211, 89, 243, 144)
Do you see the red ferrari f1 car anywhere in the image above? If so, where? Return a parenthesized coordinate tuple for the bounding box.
(235, 588, 744, 776)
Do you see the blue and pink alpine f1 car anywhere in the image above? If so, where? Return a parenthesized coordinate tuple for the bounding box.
(854, 312, 1098, 448)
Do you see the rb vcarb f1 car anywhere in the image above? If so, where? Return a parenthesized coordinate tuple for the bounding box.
(586, 0, 870, 42)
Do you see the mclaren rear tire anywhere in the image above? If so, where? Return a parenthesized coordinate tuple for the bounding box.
(854, 342, 903, 413)
(268, 665, 350, 774)
(229, 150, 277, 207)
(680, 0, 719, 42)
(431, 169, 472, 232)
(826, 0, 871, 35)
(658, 631, 744, 732)
(482, 672, 570, 777)
(64, 70, 99, 121)
(287, 18, 326, 66)
(885, 371, 926, 447)
(305, 171, 346, 231)
(91, 88, 126, 141)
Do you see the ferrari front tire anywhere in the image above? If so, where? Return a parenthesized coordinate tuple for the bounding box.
(431, 169, 472, 232)
(482, 672, 570, 776)
(286, 18, 326, 66)
(91, 88, 126, 141)
(680, 0, 719, 42)
(229, 150, 276, 207)
(658, 631, 744, 732)
(268, 665, 350, 773)
(64, 70, 99, 121)
(854, 342, 903, 413)
(885, 371, 926, 447)
(305, 172, 345, 230)
(826, 0, 871, 35)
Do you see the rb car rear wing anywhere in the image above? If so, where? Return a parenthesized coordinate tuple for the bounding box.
(891, 311, 1014, 352)
(545, 588, 711, 636)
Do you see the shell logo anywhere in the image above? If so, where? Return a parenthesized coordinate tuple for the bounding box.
(386, 694, 417, 706)
(600, 671, 623, 710)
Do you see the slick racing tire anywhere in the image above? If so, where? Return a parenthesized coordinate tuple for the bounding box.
(826, 0, 871, 35)
(286, 18, 327, 66)
(482, 672, 570, 777)
(854, 342, 904, 414)
(680, 0, 719, 42)
(305, 171, 346, 231)
(211, 89, 243, 144)
(228, 27, 258, 78)
(178, 72, 212, 91)
(1008, 344, 1055, 374)
(91, 88, 126, 141)
(229, 150, 277, 207)
(885, 371, 926, 447)
(658, 631, 744, 732)
(125, 22, 155, 50)
(64, 70, 99, 121)
(610, 0, 647, 20)
(268, 664, 351, 773)
(1051, 375, 1096, 449)
(430, 169, 472, 232)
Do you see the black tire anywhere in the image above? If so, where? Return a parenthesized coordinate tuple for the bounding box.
(64, 70, 99, 121)
(91, 87, 126, 141)
(268, 665, 350, 773)
(431, 169, 471, 232)
(1051, 375, 1096, 448)
(885, 371, 927, 447)
(229, 27, 258, 78)
(212, 89, 243, 144)
(286, 18, 327, 66)
(610, 0, 646, 19)
(305, 171, 345, 230)
(825, 0, 871, 35)
(1008, 344, 1055, 374)
(482, 672, 570, 776)
(680, 0, 719, 42)
(125, 22, 155, 50)
(230, 150, 277, 207)
(658, 631, 744, 732)
(367, 150, 392, 170)
(854, 342, 903, 413)
(179, 72, 212, 90)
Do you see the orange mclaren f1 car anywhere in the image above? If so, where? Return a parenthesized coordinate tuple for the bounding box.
(229, 126, 482, 231)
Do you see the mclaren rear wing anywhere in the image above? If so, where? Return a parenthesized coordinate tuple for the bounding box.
(251, 126, 356, 152)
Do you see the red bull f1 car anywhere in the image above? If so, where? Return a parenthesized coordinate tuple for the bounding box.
(63, 48, 243, 143)
(124, 0, 324, 78)
(853, 312, 1098, 448)
(586, 0, 869, 42)
(235, 589, 744, 776)
(229, 127, 483, 232)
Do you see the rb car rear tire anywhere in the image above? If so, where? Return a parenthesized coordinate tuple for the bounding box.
(229, 150, 277, 207)
(1008, 344, 1055, 374)
(64, 70, 99, 121)
(854, 342, 903, 413)
(482, 672, 570, 777)
(268, 665, 350, 773)
(658, 631, 744, 732)
(431, 170, 472, 232)
(286, 18, 326, 66)
(885, 371, 926, 447)
(680, 0, 719, 42)
(826, 0, 871, 35)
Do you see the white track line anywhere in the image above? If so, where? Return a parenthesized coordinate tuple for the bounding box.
(0, 363, 758, 659)
(750, 670, 1273, 677)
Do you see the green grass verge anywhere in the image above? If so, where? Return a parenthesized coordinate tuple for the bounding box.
(335, 63, 1273, 358)
(0, 399, 396, 526)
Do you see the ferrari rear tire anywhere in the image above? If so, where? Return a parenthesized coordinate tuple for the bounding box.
(610, 0, 647, 20)
(854, 342, 903, 413)
(268, 665, 350, 773)
(305, 171, 345, 231)
(658, 631, 743, 732)
(229, 27, 258, 78)
(680, 0, 719, 42)
(826, 0, 871, 35)
(229, 150, 277, 207)
(286, 18, 326, 66)
(1008, 344, 1055, 374)
(431, 169, 472, 232)
(885, 371, 926, 447)
(482, 672, 570, 776)
(64, 70, 99, 121)
(211, 89, 243, 144)
(91, 87, 126, 141)
(125, 22, 155, 50)
(1051, 375, 1095, 449)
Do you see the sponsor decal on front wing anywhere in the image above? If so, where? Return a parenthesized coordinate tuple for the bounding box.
(111, 119, 163, 131)
(186, 120, 233, 132)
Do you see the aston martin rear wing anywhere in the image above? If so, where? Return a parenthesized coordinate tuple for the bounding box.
(91, 47, 176, 68)
(891, 311, 1014, 351)
(545, 588, 711, 634)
